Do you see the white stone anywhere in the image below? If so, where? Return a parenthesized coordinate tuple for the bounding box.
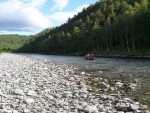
(129, 104, 139, 110)
(23, 109, 30, 113)
(115, 82, 124, 88)
(13, 89, 24, 95)
(48, 95, 54, 100)
(26, 90, 37, 96)
(99, 71, 103, 74)
(3, 109, 12, 113)
(12, 110, 19, 113)
(5, 72, 11, 76)
(25, 98, 34, 104)
(84, 105, 99, 113)
(81, 71, 85, 75)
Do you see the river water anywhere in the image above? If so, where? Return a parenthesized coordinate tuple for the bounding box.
(19, 53, 150, 73)
(17, 53, 150, 105)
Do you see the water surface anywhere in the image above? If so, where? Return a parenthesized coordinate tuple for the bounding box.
(19, 53, 150, 73)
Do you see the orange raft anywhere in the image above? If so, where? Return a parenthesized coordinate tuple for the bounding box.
(84, 54, 95, 60)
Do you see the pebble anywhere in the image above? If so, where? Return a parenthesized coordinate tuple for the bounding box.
(81, 71, 85, 75)
(0, 53, 148, 113)
(115, 82, 124, 88)
(13, 89, 24, 95)
(84, 105, 99, 113)
(25, 98, 34, 104)
(139, 105, 148, 110)
(26, 90, 37, 96)
(12, 110, 19, 113)
(129, 104, 139, 110)
(23, 109, 30, 113)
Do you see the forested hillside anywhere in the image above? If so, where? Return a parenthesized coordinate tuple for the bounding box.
(0, 35, 27, 52)
(18, 0, 150, 55)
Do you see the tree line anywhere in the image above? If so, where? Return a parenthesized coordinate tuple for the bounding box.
(0, 34, 27, 53)
(17, 0, 150, 55)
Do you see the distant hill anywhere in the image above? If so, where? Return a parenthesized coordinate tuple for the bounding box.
(0, 34, 28, 52)
(17, 0, 150, 55)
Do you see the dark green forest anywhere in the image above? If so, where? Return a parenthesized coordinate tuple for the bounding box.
(0, 35, 27, 53)
(2, 0, 150, 56)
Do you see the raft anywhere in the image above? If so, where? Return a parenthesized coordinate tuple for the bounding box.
(84, 54, 95, 60)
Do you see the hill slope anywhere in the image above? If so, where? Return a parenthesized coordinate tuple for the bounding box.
(0, 34, 27, 53)
(18, 0, 150, 55)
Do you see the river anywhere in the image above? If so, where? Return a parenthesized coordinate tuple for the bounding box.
(17, 53, 150, 105)
(18, 53, 150, 73)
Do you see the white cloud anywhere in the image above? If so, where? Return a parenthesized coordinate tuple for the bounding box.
(49, 12, 73, 24)
(0, 0, 90, 35)
(0, 0, 51, 34)
(76, 3, 89, 12)
(52, 0, 69, 11)
(23, 0, 47, 8)
(49, 3, 90, 26)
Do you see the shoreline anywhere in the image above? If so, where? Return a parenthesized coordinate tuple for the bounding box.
(13, 52, 150, 60)
(96, 54, 150, 60)
(0, 53, 149, 112)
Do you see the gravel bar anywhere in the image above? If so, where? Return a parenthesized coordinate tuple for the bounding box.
(0, 53, 149, 113)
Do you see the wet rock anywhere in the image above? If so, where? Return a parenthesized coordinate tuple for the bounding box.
(99, 71, 103, 74)
(115, 82, 124, 88)
(129, 104, 139, 111)
(145, 110, 150, 113)
(139, 105, 148, 110)
(100, 82, 108, 88)
(128, 83, 137, 90)
(115, 102, 129, 111)
(104, 100, 112, 106)
(81, 71, 85, 75)
(103, 79, 108, 83)
(110, 87, 115, 91)
(133, 79, 139, 83)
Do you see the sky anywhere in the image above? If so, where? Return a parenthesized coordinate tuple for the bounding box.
(0, 0, 97, 35)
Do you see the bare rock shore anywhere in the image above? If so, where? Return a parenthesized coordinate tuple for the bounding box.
(0, 53, 149, 113)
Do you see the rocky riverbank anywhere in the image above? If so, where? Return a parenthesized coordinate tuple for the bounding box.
(0, 53, 149, 113)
